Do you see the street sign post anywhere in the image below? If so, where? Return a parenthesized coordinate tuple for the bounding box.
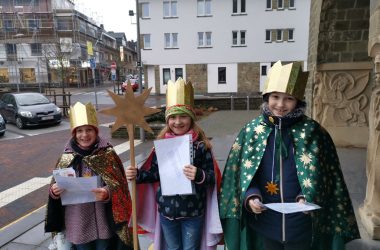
(90, 57, 98, 110)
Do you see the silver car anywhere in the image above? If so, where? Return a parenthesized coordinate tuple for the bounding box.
(0, 113, 5, 136)
(0, 92, 62, 129)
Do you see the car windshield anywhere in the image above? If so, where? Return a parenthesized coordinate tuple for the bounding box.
(15, 94, 50, 106)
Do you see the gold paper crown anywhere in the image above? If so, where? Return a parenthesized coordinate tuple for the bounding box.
(166, 77, 194, 108)
(263, 60, 309, 100)
(69, 102, 98, 131)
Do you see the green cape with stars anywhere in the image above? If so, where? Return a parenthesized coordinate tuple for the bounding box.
(219, 114, 360, 250)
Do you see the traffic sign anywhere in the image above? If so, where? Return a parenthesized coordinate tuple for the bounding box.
(111, 74, 116, 80)
(111, 61, 117, 69)
(89, 58, 96, 69)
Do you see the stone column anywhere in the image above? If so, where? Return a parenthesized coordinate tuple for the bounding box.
(359, 0, 380, 239)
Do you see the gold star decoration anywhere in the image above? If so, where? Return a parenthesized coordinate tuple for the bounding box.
(100, 83, 161, 133)
(265, 181, 279, 195)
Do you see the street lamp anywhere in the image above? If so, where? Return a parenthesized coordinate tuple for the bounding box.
(129, 1, 145, 141)
(90, 31, 103, 110)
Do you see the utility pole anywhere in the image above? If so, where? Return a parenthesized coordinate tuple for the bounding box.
(131, 0, 145, 141)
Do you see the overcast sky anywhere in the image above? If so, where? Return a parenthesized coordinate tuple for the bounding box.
(74, 0, 138, 41)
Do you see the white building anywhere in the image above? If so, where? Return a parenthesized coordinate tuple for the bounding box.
(140, 0, 311, 95)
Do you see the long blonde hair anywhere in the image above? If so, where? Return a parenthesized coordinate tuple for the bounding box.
(157, 121, 212, 150)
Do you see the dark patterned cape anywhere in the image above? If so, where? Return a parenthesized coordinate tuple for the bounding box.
(45, 141, 133, 248)
(219, 114, 359, 250)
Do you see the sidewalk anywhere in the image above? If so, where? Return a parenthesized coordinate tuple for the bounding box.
(1, 110, 380, 249)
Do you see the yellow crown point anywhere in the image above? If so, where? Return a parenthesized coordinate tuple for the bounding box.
(69, 102, 98, 131)
(166, 77, 194, 108)
(263, 60, 309, 100)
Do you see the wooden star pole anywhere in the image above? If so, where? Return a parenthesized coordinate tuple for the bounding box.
(100, 83, 161, 250)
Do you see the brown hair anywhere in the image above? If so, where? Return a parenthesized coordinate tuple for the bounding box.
(157, 121, 212, 150)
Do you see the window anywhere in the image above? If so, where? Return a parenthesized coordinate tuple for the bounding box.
(15, 0, 37, 5)
(277, 0, 284, 9)
(232, 30, 246, 46)
(218, 67, 226, 83)
(30, 43, 42, 56)
(289, 0, 295, 9)
(233, 0, 246, 14)
(175, 68, 183, 80)
(197, 0, 211, 16)
(20, 68, 36, 83)
(198, 32, 212, 47)
(0, 69, 9, 83)
(4, 20, 14, 31)
(266, 0, 272, 10)
(241, 31, 246, 45)
(164, 33, 178, 48)
(163, 68, 171, 85)
(56, 18, 72, 30)
(265, 30, 271, 42)
(261, 65, 267, 76)
(163, 1, 177, 17)
(79, 20, 86, 32)
(143, 34, 151, 49)
(80, 46, 87, 58)
(6, 44, 17, 60)
(141, 3, 150, 18)
(276, 29, 283, 41)
(28, 19, 40, 31)
(288, 29, 294, 41)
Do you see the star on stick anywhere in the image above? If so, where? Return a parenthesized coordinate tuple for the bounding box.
(100, 83, 161, 132)
(100, 83, 161, 250)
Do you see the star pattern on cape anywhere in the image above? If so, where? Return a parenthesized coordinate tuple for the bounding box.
(100, 84, 161, 133)
(265, 181, 279, 195)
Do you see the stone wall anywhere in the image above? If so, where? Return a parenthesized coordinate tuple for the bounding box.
(309, 0, 372, 147)
(318, 0, 369, 63)
(186, 64, 208, 94)
(237, 62, 261, 94)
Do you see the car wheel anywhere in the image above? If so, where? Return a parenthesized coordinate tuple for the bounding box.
(0, 132, 4, 136)
(16, 117, 24, 129)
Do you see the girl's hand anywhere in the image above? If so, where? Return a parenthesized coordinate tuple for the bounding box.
(183, 165, 197, 180)
(92, 187, 109, 201)
(297, 197, 310, 214)
(125, 165, 137, 181)
(248, 198, 266, 214)
(51, 183, 64, 196)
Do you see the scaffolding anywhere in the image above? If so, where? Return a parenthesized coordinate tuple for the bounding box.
(0, 0, 120, 91)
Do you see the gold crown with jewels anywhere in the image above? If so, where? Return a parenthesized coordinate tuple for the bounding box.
(69, 102, 98, 131)
(263, 60, 309, 100)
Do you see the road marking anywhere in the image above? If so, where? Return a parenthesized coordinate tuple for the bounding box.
(114, 140, 142, 155)
(0, 177, 51, 208)
(0, 140, 141, 209)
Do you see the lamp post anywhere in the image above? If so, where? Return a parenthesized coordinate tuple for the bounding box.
(13, 43, 20, 92)
(130, 0, 145, 141)
(90, 32, 103, 110)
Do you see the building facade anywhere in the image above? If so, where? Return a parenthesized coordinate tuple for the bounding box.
(108, 31, 138, 81)
(0, 0, 135, 91)
(139, 0, 311, 95)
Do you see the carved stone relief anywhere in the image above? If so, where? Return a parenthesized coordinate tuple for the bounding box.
(312, 68, 369, 128)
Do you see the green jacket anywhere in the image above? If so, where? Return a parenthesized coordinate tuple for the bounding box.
(219, 115, 360, 249)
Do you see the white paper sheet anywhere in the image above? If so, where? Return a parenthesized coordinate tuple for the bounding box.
(154, 134, 194, 196)
(54, 175, 98, 205)
(264, 202, 321, 214)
